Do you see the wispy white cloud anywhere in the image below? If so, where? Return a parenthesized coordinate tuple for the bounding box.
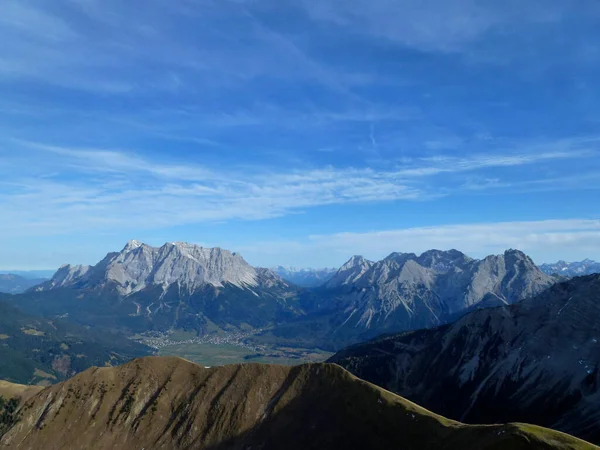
(13, 140, 215, 181)
(396, 149, 594, 177)
(0, 139, 595, 237)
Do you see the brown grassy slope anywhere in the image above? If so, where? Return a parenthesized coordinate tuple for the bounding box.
(1, 356, 597, 450)
(0, 382, 43, 402)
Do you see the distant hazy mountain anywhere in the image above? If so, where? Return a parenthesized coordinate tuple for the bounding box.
(539, 259, 600, 277)
(0, 274, 46, 294)
(1, 357, 594, 450)
(273, 266, 337, 287)
(19, 240, 305, 333)
(0, 296, 149, 384)
(330, 274, 600, 445)
(0, 270, 55, 279)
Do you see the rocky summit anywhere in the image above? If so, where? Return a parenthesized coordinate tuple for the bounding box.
(330, 274, 600, 445)
(325, 255, 375, 288)
(0, 356, 597, 450)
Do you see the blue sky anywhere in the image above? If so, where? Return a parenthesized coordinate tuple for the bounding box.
(1, 0, 600, 270)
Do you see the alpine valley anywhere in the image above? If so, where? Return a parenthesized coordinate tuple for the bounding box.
(6, 242, 555, 352)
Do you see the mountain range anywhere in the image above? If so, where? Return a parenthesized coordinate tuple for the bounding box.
(264, 248, 555, 348)
(330, 274, 600, 445)
(0, 356, 596, 450)
(273, 265, 337, 287)
(3, 242, 557, 351)
(539, 259, 600, 277)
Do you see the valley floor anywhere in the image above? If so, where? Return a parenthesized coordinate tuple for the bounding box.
(134, 329, 333, 366)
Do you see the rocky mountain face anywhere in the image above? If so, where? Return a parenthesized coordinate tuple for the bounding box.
(273, 266, 337, 287)
(37, 264, 91, 290)
(1, 356, 596, 450)
(325, 255, 374, 288)
(293, 249, 554, 346)
(0, 274, 46, 294)
(330, 274, 600, 445)
(16, 241, 304, 334)
(540, 259, 600, 277)
(35, 240, 272, 295)
(0, 296, 150, 385)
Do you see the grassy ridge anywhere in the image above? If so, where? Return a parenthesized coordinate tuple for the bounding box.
(1, 357, 596, 449)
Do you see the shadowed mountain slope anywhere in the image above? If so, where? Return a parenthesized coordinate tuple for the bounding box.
(0, 274, 46, 294)
(0, 356, 597, 449)
(330, 274, 600, 444)
(0, 296, 150, 384)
